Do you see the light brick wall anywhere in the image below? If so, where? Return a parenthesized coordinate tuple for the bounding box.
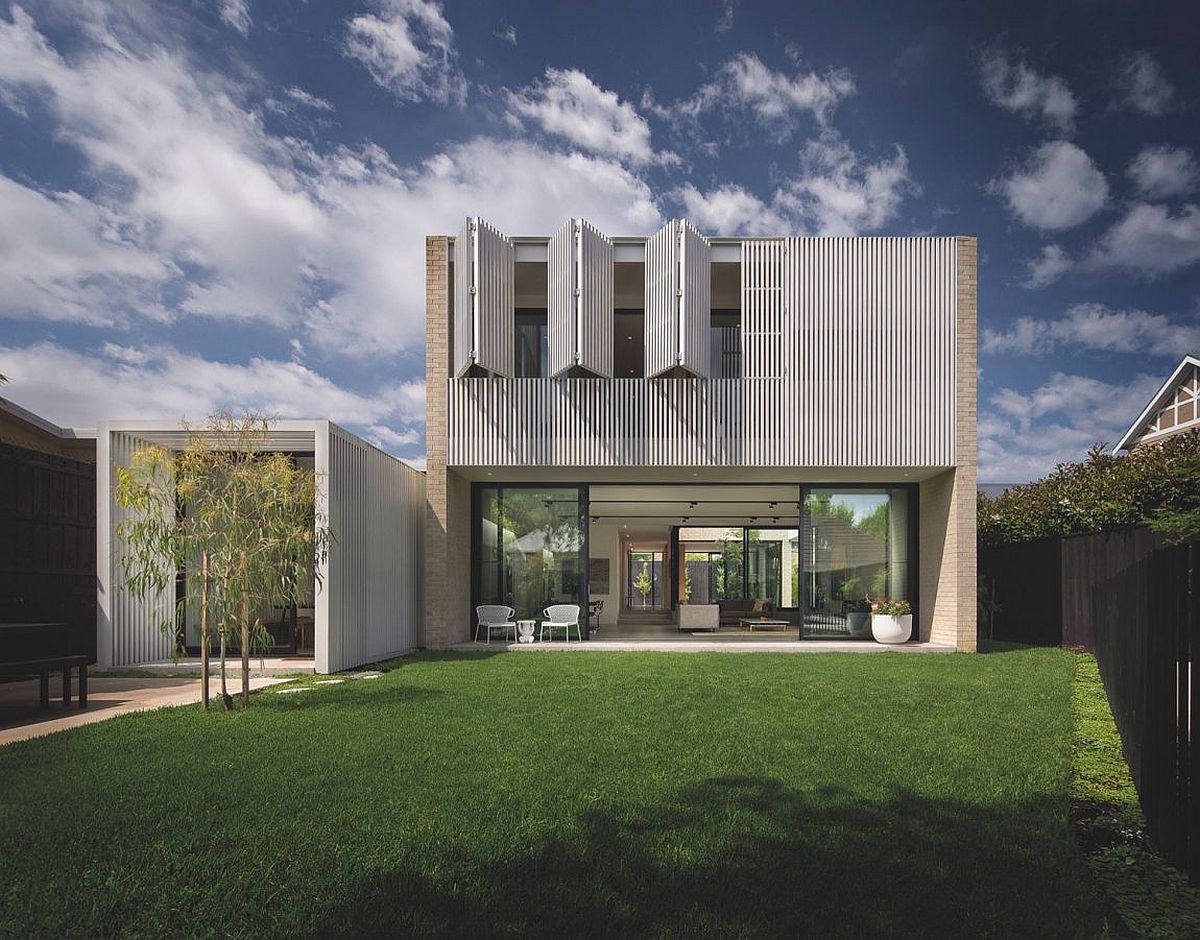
(919, 237, 977, 651)
(424, 236, 451, 648)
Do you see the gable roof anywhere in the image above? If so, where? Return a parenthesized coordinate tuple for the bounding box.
(1114, 354, 1200, 452)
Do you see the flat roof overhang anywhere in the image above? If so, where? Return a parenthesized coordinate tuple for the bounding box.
(453, 465, 950, 484)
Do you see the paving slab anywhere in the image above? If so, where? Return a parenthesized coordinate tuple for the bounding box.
(0, 675, 292, 746)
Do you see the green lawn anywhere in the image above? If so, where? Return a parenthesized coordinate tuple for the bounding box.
(0, 649, 1103, 937)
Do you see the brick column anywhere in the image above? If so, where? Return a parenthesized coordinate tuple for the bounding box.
(919, 237, 977, 651)
(424, 236, 450, 648)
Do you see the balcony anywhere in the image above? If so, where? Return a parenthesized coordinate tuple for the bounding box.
(447, 376, 955, 468)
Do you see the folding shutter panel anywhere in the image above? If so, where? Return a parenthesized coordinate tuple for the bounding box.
(547, 219, 575, 377)
(473, 219, 515, 377)
(577, 220, 614, 378)
(679, 220, 711, 378)
(452, 217, 474, 377)
(644, 220, 679, 378)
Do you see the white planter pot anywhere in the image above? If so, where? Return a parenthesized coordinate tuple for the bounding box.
(846, 612, 871, 637)
(871, 613, 912, 644)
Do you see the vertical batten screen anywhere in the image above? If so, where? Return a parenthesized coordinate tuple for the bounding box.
(452, 216, 514, 377)
(644, 220, 679, 377)
(645, 220, 711, 378)
(741, 238, 794, 462)
(548, 219, 615, 378)
(680, 220, 711, 378)
(323, 425, 425, 673)
(103, 432, 178, 668)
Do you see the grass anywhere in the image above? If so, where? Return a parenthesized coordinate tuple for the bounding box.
(0, 648, 1106, 937)
(1071, 654, 1200, 937)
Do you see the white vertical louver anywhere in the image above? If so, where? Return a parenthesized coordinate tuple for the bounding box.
(644, 219, 711, 378)
(548, 219, 614, 377)
(680, 220, 711, 378)
(452, 216, 514, 377)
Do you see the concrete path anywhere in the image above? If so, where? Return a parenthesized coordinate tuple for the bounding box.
(0, 675, 292, 747)
(452, 640, 956, 653)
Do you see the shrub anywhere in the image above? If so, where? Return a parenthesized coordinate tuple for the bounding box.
(872, 599, 911, 617)
(978, 431, 1200, 546)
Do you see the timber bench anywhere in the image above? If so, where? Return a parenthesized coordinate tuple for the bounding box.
(0, 622, 89, 709)
(0, 656, 89, 708)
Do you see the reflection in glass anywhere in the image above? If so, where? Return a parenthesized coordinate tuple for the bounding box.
(478, 487, 583, 621)
(801, 489, 909, 636)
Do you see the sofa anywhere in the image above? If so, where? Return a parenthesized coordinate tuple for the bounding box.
(716, 598, 776, 629)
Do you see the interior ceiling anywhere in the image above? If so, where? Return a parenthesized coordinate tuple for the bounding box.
(589, 483, 801, 529)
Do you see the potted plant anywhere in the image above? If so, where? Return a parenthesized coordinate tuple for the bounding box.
(871, 598, 913, 644)
(845, 596, 872, 637)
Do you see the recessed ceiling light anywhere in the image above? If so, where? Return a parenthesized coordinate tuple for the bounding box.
(626, 335, 634, 340)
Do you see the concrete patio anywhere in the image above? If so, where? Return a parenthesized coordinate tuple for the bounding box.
(452, 639, 957, 653)
(0, 675, 292, 746)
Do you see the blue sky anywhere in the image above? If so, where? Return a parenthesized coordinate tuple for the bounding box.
(1, 0, 1198, 481)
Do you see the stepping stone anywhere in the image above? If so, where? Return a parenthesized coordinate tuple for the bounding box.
(276, 687, 312, 695)
(313, 679, 345, 685)
(346, 671, 382, 680)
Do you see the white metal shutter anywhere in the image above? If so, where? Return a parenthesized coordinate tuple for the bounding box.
(679, 220, 711, 378)
(645, 220, 711, 378)
(474, 219, 515, 377)
(644, 220, 679, 378)
(452, 217, 474, 377)
(547, 220, 574, 377)
(452, 217, 514, 377)
(578, 219, 614, 377)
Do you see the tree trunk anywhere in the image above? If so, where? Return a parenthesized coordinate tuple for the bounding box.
(200, 551, 210, 710)
(219, 630, 231, 710)
(240, 551, 250, 708)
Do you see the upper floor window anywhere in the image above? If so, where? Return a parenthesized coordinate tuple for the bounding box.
(514, 309, 548, 378)
(711, 310, 741, 378)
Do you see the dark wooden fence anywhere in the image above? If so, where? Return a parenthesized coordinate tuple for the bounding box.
(0, 442, 96, 661)
(980, 527, 1165, 647)
(981, 528, 1199, 877)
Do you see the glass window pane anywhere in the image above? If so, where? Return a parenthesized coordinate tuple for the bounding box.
(801, 488, 910, 636)
(477, 486, 582, 622)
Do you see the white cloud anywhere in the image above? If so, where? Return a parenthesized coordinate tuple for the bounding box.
(982, 302, 1200, 357)
(648, 52, 855, 141)
(217, 0, 251, 35)
(343, 0, 466, 106)
(283, 86, 334, 112)
(0, 6, 663, 357)
(505, 68, 667, 166)
(0, 174, 172, 324)
(715, 1, 736, 33)
(980, 371, 1163, 481)
(494, 24, 517, 46)
(674, 183, 786, 235)
(774, 132, 913, 235)
(1088, 203, 1200, 276)
(992, 141, 1108, 230)
(1115, 52, 1174, 116)
(979, 49, 1077, 134)
(1127, 144, 1197, 200)
(1020, 244, 1072, 289)
(0, 340, 426, 455)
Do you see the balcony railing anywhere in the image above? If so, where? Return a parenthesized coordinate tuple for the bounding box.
(447, 376, 955, 468)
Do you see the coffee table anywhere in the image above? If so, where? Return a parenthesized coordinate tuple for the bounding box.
(738, 617, 792, 633)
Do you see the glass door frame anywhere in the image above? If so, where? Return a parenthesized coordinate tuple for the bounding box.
(797, 483, 920, 637)
(470, 482, 590, 634)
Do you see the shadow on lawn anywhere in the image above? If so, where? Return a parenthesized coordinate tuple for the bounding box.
(307, 776, 1101, 938)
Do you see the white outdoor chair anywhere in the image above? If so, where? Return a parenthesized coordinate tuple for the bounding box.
(475, 605, 516, 644)
(540, 604, 582, 643)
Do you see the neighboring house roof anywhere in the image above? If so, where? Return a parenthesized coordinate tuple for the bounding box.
(0, 396, 96, 461)
(1114, 354, 1200, 452)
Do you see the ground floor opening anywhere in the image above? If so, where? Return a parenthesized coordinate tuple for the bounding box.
(472, 482, 917, 642)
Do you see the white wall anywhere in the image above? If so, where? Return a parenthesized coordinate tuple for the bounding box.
(321, 423, 425, 673)
(588, 522, 621, 626)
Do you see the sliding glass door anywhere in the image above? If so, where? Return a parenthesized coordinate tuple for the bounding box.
(476, 486, 586, 622)
(800, 487, 913, 635)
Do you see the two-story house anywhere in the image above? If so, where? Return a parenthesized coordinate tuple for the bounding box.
(424, 218, 977, 650)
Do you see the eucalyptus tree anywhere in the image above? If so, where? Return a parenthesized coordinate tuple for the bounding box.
(114, 413, 331, 709)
